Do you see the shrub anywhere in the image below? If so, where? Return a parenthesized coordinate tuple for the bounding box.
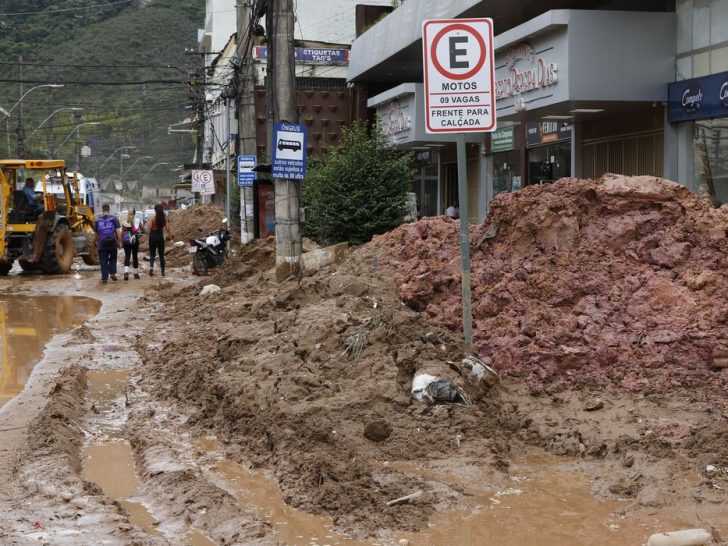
(303, 122, 412, 245)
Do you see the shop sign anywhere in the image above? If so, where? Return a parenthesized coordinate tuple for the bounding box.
(422, 18, 496, 133)
(412, 150, 432, 167)
(491, 127, 514, 152)
(379, 97, 412, 137)
(526, 122, 571, 146)
(253, 46, 349, 65)
(668, 71, 728, 122)
(495, 42, 559, 110)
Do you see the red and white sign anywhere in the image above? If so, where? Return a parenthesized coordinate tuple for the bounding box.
(422, 18, 496, 133)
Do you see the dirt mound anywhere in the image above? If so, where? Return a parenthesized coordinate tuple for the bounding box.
(137, 243, 516, 536)
(375, 175, 728, 400)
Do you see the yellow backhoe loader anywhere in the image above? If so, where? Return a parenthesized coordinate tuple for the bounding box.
(0, 159, 99, 275)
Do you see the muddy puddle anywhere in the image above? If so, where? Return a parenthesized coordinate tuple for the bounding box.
(0, 295, 100, 408)
(193, 437, 701, 546)
(82, 440, 160, 536)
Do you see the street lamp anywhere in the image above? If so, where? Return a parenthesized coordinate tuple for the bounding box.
(95, 146, 137, 174)
(27, 107, 83, 140)
(0, 84, 65, 122)
(54, 121, 101, 171)
(122, 155, 153, 176)
(0, 83, 64, 157)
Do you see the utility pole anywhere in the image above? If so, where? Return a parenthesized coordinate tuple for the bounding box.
(16, 56, 25, 158)
(268, 0, 301, 280)
(237, 0, 256, 244)
(47, 90, 56, 157)
(74, 110, 82, 172)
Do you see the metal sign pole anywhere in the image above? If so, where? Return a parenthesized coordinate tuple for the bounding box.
(456, 132, 473, 344)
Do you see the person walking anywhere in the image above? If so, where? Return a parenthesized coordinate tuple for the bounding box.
(147, 204, 173, 276)
(94, 204, 121, 284)
(121, 209, 143, 280)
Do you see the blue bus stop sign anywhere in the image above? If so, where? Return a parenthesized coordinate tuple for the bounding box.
(272, 122, 307, 180)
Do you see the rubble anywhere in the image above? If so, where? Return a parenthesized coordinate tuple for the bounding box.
(374, 175, 728, 402)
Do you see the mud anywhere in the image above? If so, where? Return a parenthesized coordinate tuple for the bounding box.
(2, 180, 728, 544)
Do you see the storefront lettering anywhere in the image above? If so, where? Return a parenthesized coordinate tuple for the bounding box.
(379, 99, 411, 136)
(720, 80, 728, 107)
(505, 43, 534, 69)
(496, 55, 558, 101)
(681, 86, 704, 112)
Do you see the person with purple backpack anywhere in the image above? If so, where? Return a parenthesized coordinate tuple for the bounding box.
(93, 204, 122, 284)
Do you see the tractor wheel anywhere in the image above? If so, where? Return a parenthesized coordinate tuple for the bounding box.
(192, 252, 208, 276)
(82, 234, 100, 266)
(0, 260, 13, 276)
(42, 224, 75, 274)
(19, 259, 40, 273)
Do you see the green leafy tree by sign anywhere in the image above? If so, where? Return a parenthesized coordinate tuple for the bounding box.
(303, 122, 412, 245)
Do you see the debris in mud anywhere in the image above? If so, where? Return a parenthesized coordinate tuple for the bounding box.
(411, 373, 472, 406)
(199, 284, 221, 296)
(645, 528, 712, 546)
(584, 398, 605, 411)
(374, 175, 728, 403)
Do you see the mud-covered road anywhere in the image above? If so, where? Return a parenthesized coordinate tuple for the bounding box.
(1, 219, 728, 544)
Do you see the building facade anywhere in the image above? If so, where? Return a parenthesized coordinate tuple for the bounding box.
(665, 0, 728, 205)
(349, 0, 728, 220)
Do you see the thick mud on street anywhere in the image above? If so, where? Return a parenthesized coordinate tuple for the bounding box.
(2, 181, 728, 545)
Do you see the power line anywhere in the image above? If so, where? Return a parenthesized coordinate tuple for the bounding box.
(0, 78, 186, 86)
(0, 0, 134, 17)
(0, 61, 187, 72)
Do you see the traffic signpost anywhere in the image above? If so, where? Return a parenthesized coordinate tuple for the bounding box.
(272, 122, 307, 180)
(237, 155, 256, 187)
(422, 18, 496, 344)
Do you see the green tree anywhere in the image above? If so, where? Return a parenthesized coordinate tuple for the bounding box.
(303, 122, 412, 245)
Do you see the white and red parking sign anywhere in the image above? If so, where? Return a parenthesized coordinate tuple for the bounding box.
(422, 18, 496, 133)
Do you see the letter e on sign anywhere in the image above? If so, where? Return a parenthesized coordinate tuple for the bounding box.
(422, 18, 496, 133)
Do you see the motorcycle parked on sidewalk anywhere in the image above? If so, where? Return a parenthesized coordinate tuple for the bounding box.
(189, 218, 231, 275)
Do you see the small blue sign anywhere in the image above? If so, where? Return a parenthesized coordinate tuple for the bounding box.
(668, 70, 728, 123)
(237, 155, 256, 187)
(272, 123, 307, 180)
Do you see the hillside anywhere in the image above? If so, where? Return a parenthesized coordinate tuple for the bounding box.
(0, 0, 204, 187)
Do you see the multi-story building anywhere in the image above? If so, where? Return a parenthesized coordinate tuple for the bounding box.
(350, 0, 728, 220)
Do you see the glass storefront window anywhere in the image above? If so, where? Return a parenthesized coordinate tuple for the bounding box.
(493, 150, 522, 195)
(411, 163, 440, 217)
(528, 142, 571, 185)
(694, 118, 728, 205)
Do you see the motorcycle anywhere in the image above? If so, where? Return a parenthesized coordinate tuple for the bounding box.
(189, 218, 232, 275)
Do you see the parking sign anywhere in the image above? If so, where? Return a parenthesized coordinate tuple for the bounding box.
(422, 19, 496, 133)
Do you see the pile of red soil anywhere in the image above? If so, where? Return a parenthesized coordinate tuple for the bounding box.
(149, 204, 226, 267)
(375, 175, 728, 399)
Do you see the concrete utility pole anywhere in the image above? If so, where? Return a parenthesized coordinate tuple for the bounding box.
(16, 56, 25, 159)
(74, 110, 82, 171)
(268, 0, 301, 280)
(237, 0, 256, 244)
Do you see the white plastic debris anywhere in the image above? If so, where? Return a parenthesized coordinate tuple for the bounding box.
(199, 284, 221, 296)
(411, 372, 472, 406)
(411, 373, 439, 402)
(646, 528, 712, 546)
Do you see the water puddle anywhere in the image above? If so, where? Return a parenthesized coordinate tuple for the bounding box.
(193, 437, 701, 546)
(82, 440, 160, 536)
(394, 457, 694, 546)
(0, 295, 100, 408)
(194, 437, 371, 546)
